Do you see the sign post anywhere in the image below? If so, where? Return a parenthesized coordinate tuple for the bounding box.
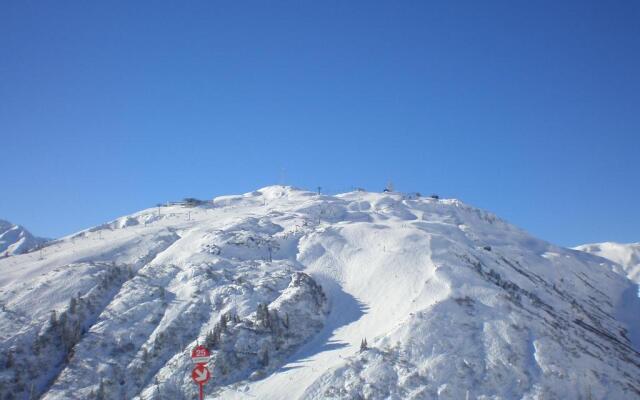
(191, 345, 211, 400)
(191, 364, 211, 400)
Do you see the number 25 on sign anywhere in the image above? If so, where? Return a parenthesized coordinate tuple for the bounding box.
(191, 345, 211, 400)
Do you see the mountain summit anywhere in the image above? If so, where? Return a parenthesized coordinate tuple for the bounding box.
(0, 219, 47, 257)
(0, 186, 638, 399)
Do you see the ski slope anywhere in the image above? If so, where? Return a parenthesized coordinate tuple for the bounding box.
(0, 186, 638, 399)
(224, 209, 449, 400)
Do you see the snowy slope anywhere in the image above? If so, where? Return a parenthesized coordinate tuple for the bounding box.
(575, 242, 640, 284)
(0, 219, 47, 257)
(0, 187, 639, 400)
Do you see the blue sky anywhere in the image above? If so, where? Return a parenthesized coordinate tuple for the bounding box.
(1, 1, 639, 246)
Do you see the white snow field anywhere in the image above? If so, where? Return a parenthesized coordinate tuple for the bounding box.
(0, 186, 638, 399)
(0, 219, 47, 258)
(575, 242, 640, 284)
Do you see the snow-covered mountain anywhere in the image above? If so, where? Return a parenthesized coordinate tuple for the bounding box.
(575, 242, 640, 284)
(0, 219, 47, 257)
(0, 186, 638, 400)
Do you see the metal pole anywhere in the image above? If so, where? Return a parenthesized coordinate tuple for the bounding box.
(199, 383, 204, 400)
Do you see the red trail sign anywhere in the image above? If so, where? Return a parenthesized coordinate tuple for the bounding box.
(190, 345, 211, 400)
(191, 345, 210, 365)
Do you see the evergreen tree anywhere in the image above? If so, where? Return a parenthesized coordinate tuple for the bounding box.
(260, 349, 269, 367)
(142, 347, 149, 363)
(283, 313, 290, 329)
(33, 335, 43, 354)
(360, 338, 368, 352)
(256, 303, 267, 328)
(49, 310, 57, 327)
(58, 311, 68, 331)
(69, 297, 77, 314)
(205, 326, 221, 349)
(153, 332, 165, 353)
(270, 310, 281, 335)
(96, 379, 106, 400)
(5, 350, 14, 368)
(220, 313, 228, 331)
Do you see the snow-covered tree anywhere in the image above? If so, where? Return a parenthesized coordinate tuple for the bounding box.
(260, 348, 269, 367)
(96, 379, 106, 400)
(69, 297, 77, 314)
(5, 351, 14, 368)
(360, 338, 368, 352)
(49, 310, 57, 327)
(256, 303, 271, 329)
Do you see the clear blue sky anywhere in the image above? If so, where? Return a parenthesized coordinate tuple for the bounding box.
(1, 1, 639, 246)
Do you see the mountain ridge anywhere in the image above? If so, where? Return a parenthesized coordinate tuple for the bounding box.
(0, 186, 638, 399)
(0, 219, 48, 258)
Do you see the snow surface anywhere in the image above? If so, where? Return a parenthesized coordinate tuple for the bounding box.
(1, 187, 639, 399)
(575, 242, 640, 284)
(0, 219, 47, 257)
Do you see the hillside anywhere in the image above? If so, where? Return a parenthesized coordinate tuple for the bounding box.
(0, 219, 47, 258)
(0, 186, 638, 399)
(575, 242, 640, 284)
